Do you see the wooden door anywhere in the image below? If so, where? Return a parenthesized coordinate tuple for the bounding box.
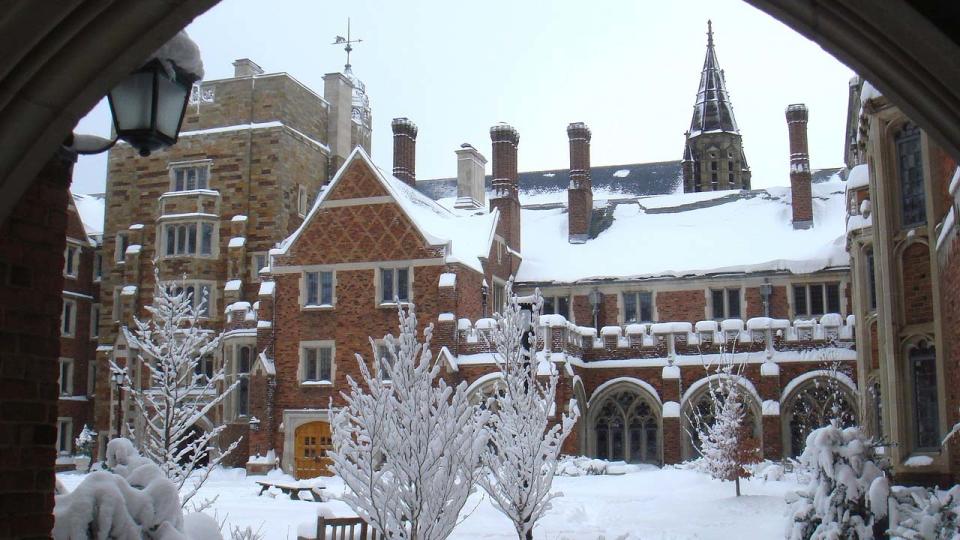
(294, 421, 333, 479)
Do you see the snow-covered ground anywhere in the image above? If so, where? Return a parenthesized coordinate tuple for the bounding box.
(58, 464, 798, 539)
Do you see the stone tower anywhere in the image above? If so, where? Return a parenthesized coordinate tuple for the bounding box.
(681, 21, 751, 193)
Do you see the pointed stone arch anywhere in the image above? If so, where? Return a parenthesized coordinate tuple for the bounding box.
(586, 379, 662, 464)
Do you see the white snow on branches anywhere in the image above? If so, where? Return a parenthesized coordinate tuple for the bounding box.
(478, 284, 579, 539)
(112, 268, 239, 507)
(785, 423, 886, 539)
(329, 304, 490, 540)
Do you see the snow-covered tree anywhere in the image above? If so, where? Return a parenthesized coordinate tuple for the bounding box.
(329, 304, 490, 540)
(694, 368, 758, 497)
(111, 268, 239, 507)
(785, 423, 887, 539)
(74, 424, 97, 457)
(888, 485, 960, 539)
(479, 284, 579, 540)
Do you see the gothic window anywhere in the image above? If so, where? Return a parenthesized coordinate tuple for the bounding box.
(792, 283, 841, 317)
(710, 288, 741, 320)
(115, 232, 129, 263)
(379, 267, 411, 304)
(869, 380, 884, 440)
(908, 341, 940, 451)
(783, 377, 857, 457)
(543, 296, 570, 320)
(304, 271, 334, 307)
(895, 123, 926, 228)
(167, 283, 212, 318)
(163, 221, 215, 257)
(170, 163, 209, 192)
(63, 244, 79, 278)
(623, 292, 654, 323)
(301, 343, 334, 383)
(866, 247, 877, 311)
(592, 388, 659, 464)
(194, 354, 214, 383)
(236, 346, 251, 417)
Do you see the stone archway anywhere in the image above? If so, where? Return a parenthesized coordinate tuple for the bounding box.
(681, 377, 762, 461)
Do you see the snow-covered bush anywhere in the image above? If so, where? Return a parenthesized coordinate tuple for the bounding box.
(74, 424, 97, 457)
(53, 438, 222, 540)
(113, 268, 239, 507)
(478, 285, 579, 539)
(785, 423, 887, 539)
(556, 456, 609, 477)
(330, 304, 489, 540)
(888, 485, 960, 539)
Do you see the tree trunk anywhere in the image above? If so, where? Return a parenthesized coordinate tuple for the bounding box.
(735, 475, 741, 497)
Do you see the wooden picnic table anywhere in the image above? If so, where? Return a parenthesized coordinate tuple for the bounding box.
(255, 480, 326, 501)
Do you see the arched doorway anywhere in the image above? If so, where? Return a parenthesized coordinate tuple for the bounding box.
(781, 375, 858, 457)
(294, 421, 333, 479)
(588, 383, 661, 464)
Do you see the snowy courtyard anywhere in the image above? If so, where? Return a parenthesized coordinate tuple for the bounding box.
(57, 463, 800, 539)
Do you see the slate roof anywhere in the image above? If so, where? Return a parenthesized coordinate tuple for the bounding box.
(689, 21, 739, 136)
(415, 161, 683, 201)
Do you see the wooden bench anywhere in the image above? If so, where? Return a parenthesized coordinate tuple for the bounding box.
(297, 517, 381, 540)
(255, 480, 326, 501)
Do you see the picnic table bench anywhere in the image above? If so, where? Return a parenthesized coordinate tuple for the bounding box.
(256, 480, 327, 501)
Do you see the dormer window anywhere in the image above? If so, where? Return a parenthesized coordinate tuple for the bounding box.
(170, 162, 210, 191)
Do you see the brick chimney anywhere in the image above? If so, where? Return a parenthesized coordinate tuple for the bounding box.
(233, 58, 264, 78)
(454, 143, 486, 209)
(786, 104, 813, 229)
(391, 118, 418, 186)
(567, 122, 592, 243)
(490, 123, 521, 252)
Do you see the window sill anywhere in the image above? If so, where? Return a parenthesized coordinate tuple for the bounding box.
(158, 254, 217, 260)
(378, 301, 412, 309)
(301, 380, 333, 387)
(63, 274, 78, 280)
(302, 304, 335, 311)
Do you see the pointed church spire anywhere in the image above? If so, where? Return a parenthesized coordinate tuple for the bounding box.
(689, 20, 739, 135)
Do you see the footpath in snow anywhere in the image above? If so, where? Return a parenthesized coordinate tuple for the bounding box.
(58, 463, 800, 539)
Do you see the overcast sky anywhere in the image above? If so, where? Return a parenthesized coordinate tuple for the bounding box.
(72, 0, 855, 195)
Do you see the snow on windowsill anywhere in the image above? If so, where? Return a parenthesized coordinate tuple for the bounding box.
(378, 301, 412, 309)
(301, 380, 333, 387)
(903, 455, 934, 468)
(302, 304, 334, 311)
(159, 189, 220, 199)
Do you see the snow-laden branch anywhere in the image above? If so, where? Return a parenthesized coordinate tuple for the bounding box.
(478, 283, 579, 540)
(111, 267, 239, 508)
(330, 304, 489, 540)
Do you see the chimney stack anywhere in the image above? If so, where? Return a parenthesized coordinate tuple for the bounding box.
(490, 123, 521, 252)
(454, 143, 487, 210)
(233, 58, 264, 78)
(567, 122, 593, 243)
(786, 104, 813, 229)
(391, 118, 418, 187)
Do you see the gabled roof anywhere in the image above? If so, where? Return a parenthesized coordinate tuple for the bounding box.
(71, 191, 105, 241)
(688, 21, 739, 136)
(277, 147, 499, 273)
(417, 161, 682, 202)
(443, 173, 850, 284)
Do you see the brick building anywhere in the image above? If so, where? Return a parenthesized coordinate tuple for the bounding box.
(92, 58, 372, 461)
(53, 192, 103, 468)
(248, 101, 859, 477)
(844, 78, 960, 485)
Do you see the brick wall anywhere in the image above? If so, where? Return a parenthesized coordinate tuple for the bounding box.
(901, 242, 933, 325)
(657, 290, 705, 322)
(0, 150, 74, 538)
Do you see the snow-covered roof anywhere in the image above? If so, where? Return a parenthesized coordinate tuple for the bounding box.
(504, 175, 849, 283)
(72, 192, 105, 238)
(278, 147, 499, 273)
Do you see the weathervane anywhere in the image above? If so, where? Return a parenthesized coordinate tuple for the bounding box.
(333, 18, 362, 71)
